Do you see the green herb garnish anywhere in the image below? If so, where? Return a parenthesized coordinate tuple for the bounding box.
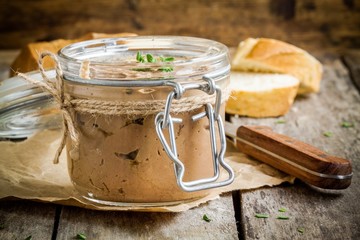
(297, 227, 305, 233)
(146, 53, 156, 63)
(0, 223, 4, 230)
(255, 213, 269, 218)
(202, 214, 211, 222)
(275, 119, 286, 124)
(160, 56, 175, 62)
(76, 233, 87, 240)
(136, 51, 146, 63)
(341, 121, 354, 128)
(131, 68, 152, 72)
(24, 236, 32, 240)
(135, 52, 174, 73)
(158, 66, 174, 72)
(278, 207, 287, 212)
(277, 215, 290, 220)
(323, 131, 333, 137)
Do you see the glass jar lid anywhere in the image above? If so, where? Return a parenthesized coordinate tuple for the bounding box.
(58, 36, 230, 86)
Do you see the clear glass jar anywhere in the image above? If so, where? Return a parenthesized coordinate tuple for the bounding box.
(0, 70, 61, 139)
(58, 36, 234, 206)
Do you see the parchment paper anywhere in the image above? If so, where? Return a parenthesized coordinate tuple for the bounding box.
(0, 130, 294, 212)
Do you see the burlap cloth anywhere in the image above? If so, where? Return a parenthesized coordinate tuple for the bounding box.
(0, 129, 294, 212)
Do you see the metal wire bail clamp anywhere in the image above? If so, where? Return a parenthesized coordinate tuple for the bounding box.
(155, 76, 235, 192)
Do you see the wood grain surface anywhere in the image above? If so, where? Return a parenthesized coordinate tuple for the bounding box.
(0, 200, 57, 240)
(56, 193, 238, 240)
(343, 51, 360, 93)
(0, 0, 360, 52)
(228, 55, 360, 240)
(0, 49, 359, 239)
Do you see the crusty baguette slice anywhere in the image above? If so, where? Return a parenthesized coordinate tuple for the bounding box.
(226, 72, 299, 117)
(11, 32, 137, 76)
(231, 38, 322, 94)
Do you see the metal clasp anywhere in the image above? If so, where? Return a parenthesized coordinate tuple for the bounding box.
(155, 77, 234, 192)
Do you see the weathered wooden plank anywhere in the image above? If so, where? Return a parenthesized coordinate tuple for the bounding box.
(342, 51, 360, 93)
(0, 200, 58, 240)
(240, 184, 359, 240)
(56, 193, 238, 240)
(229, 57, 360, 239)
(0, 0, 359, 51)
(0, 47, 358, 240)
(0, 50, 19, 80)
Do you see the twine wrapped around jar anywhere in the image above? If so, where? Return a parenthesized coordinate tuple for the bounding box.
(18, 51, 230, 164)
(18, 52, 80, 164)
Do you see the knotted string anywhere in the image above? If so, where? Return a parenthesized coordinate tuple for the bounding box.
(18, 51, 79, 164)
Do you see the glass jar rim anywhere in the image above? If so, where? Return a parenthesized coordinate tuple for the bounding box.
(58, 36, 230, 87)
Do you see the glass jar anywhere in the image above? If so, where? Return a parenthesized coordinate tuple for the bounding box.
(58, 36, 234, 206)
(0, 70, 61, 139)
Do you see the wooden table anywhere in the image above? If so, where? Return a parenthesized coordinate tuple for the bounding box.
(0, 50, 359, 240)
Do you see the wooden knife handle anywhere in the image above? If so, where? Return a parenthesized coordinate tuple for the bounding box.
(236, 126, 353, 189)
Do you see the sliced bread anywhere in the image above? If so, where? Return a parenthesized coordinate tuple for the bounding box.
(11, 32, 137, 76)
(231, 38, 322, 94)
(226, 72, 299, 117)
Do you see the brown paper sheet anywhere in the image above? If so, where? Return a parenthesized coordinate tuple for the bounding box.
(0, 130, 294, 212)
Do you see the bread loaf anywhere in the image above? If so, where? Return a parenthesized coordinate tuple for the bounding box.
(226, 72, 299, 117)
(231, 38, 322, 94)
(11, 32, 137, 76)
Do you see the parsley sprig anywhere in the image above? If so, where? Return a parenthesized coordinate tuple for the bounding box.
(255, 213, 269, 218)
(134, 51, 175, 72)
(297, 227, 305, 233)
(136, 51, 146, 63)
(341, 121, 354, 128)
(76, 233, 87, 239)
(323, 131, 333, 137)
(254, 207, 290, 220)
(275, 119, 286, 124)
(278, 207, 287, 212)
(202, 214, 212, 222)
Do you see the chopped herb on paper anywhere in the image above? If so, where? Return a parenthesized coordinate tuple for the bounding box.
(76, 233, 87, 240)
(202, 214, 211, 222)
(297, 227, 305, 233)
(341, 121, 354, 128)
(255, 213, 269, 218)
(278, 207, 287, 212)
(24, 236, 32, 240)
(323, 131, 333, 137)
(276, 215, 290, 220)
(275, 119, 286, 124)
